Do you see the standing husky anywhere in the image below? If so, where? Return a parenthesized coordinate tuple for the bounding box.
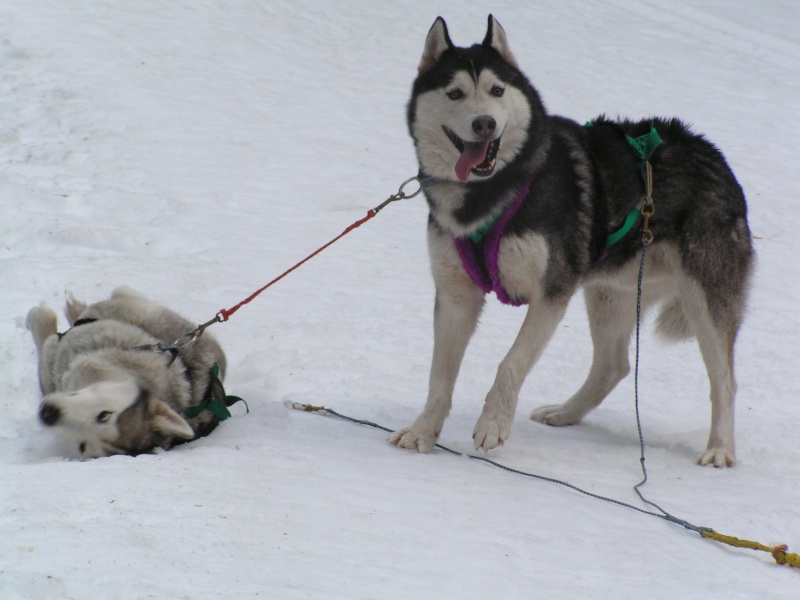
(389, 16, 754, 467)
(27, 286, 229, 459)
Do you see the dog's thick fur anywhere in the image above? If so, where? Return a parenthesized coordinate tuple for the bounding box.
(27, 286, 227, 459)
(389, 16, 754, 467)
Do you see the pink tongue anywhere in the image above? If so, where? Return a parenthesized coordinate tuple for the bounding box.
(455, 140, 490, 182)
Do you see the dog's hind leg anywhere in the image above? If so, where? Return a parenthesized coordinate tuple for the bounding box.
(531, 282, 638, 426)
(26, 306, 59, 393)
(111, 285, 147, 300)
(26, 307, 58, 355)
(677, 276, 741, 467)
(678, 207, 751, 467)
(695, 330, 736, 468)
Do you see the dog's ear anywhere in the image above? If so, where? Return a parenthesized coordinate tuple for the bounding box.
(418, 16, 453, 74)
(150, 398, 195, 440)
(482, 14, 518, 68)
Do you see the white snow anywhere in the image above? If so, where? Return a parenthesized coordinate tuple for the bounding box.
(2, 1, 799, 598)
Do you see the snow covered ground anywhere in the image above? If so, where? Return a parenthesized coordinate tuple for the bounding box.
(2, 1, 799, 598)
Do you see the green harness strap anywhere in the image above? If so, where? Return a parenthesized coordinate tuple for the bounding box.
(182, 363, 248, 420)
(627, 125, 663, 170)
(469, 209, 504, 244)
(585, 121, 662, 248)
(605, 209, 641, 247)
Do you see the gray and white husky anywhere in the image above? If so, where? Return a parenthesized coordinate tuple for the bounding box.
(389, 16, 754, 467)
(27, 286, 228, 459)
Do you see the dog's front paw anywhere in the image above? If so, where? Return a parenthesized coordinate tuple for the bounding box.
(529, 403, 581, 426)
(472, 411, 512, 452)
(697, 447, 735, 468)
(389, 427, 437, 453)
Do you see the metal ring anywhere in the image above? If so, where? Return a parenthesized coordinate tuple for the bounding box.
(397, 176, 422, 199)
(173, 331, 198, 349)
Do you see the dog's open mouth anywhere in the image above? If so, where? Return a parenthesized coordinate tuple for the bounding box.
(443, 125, 501, 182)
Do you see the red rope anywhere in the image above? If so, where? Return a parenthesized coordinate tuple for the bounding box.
(191, 176, 420, 334)
(218, 209, 377, 322)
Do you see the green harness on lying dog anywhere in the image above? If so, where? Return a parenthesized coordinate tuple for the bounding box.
(183, 363, 248, 421)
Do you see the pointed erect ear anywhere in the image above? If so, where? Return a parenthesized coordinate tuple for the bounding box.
(482, 14, 518, 68)
(150, 398, 195, 440)
(418, 16, 453, 74)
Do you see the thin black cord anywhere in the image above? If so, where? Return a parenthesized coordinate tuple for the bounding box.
(629, 242, 711, 532)
(321, 406, 710, 534)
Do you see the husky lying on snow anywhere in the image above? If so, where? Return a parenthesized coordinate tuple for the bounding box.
(389, 16, 754, 466)
(27, 286, 229, 459)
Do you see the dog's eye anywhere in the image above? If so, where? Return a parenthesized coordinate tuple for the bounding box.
(446, 89, 464, 101)
(490, 85, 505, 98)
(96, 411, 113, 423)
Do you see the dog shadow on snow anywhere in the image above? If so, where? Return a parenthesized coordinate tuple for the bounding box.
(531, 410, 709, 465)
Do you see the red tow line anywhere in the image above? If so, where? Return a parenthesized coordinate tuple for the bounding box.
(188, 176, 421, 340)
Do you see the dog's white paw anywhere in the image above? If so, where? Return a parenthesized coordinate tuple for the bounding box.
(529, 403, 582, 426)
(697, 447, 735, 468)
(389, 427, 437, 453)
(472, 411, 512, 452)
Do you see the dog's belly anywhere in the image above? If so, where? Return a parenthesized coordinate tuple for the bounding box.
(589, 243, 681, 294)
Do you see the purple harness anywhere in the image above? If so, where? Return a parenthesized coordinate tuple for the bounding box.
(453, 179, 532, 307)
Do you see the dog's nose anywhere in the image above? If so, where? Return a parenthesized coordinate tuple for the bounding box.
(472, 115, 497, 137)
(39, 403, 61, 426)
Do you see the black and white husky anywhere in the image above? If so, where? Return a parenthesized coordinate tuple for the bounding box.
(390, 16, 754, 467)
(27, 286, 229, 459)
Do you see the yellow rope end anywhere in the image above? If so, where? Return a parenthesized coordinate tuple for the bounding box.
(772, 545, 800, 569)
(702, 530, 800, 569)
(290, 402, 328, 413)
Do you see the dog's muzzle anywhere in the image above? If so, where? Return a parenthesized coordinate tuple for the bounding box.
(442, 122, 501, 182)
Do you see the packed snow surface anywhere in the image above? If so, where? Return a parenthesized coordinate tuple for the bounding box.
(2, 1, 799, 598)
